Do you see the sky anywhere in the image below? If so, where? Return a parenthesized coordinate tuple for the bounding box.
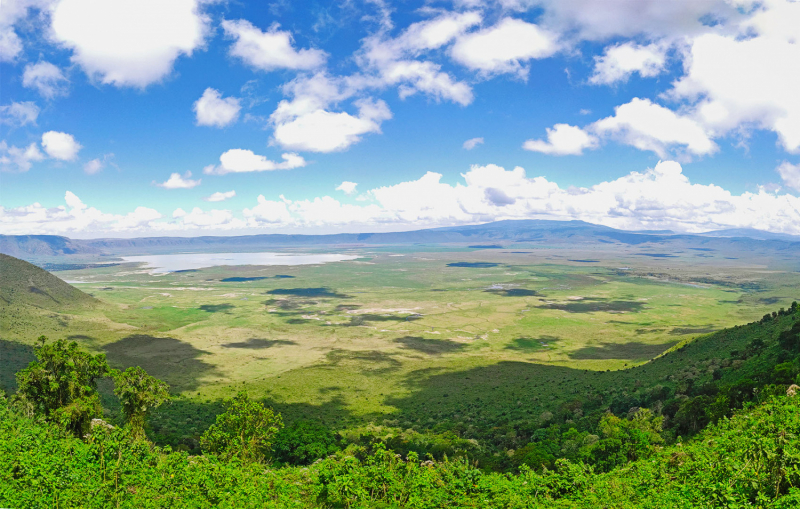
(1, 0, 800, 238)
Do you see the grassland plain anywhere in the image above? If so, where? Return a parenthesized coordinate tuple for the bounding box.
(2, 245, 799, 438)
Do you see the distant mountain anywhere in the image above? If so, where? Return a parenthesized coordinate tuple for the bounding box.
(0, 235, 101, 257)
(0, 254, 97, 310)
(697, 228, 800, 242)
(2, 219, 799, 259)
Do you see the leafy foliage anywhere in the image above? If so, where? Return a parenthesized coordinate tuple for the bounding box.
(273, 419, 339, 465)
(112, 366, 171, 438)
(2, 305, 800, 506)
(13, 336, 109, 436)
(200, 391, 283, 463)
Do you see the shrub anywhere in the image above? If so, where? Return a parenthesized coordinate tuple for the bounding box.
(200, 391, 283, 463)
(13, 336, 109, 436)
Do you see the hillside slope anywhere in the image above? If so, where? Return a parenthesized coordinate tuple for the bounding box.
(2, 385, 799, 507)
(0, 254, 97, 310)
(0, 235, 101, 257)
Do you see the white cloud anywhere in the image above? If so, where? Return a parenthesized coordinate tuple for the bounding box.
(193, 88, 241, 128)
(534, 0, 730, 41)
(23, 61, 69, 98)
(591, 98, 716, 158)
(385, 10, 482, 55)
(0, 0, 51, 62)
(777, 161, 800, 192)
(203, 190, 236, 202)
(243, 195, 294, 225)
(83, 159, 102, 175)
(41, 130, 81, 160)
(271, 98, 392, 152)
(82, 153, 112, 175)
(204, 149, 307, 175)
(0, 28, 23, 62)
(378, 60, 473, 105)
(463, 137, 484, 150)
(336, 181, 358, 195)
(361, 161, 800, 234)
(222, 19, 327, 72)
(670, 25, 800, 153)
(176, 207, 243, 228)
(154, 171, 200, 189)
(590, 42, 667, 85)
(0, 191, 163, 235)
(50, 0, 209, 88)
(523, 124, 598, 155)
(0, 101, 39, 126)
(450, 18, 558, 77)
(356, 11, 479, 105)
(0, 141, 45, 171)
(290, 195, 386, 226)
(5, 161, 800, 235)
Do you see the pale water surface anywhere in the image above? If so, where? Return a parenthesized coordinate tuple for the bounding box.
(121, 252, 358, 273)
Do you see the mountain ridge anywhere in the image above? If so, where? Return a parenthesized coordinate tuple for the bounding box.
(2, 219, 799, 258)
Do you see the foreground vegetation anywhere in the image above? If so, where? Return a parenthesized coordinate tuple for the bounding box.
(2, 303, 799, 507)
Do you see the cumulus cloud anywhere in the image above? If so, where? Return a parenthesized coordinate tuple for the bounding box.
(5, 161, 800, 235)
(670, 18, 800, 153)
(0, 191, 162, 235)
(356, 11, 479, 105)
(450, 18, 558, 77)
(0, 141, 45, 171)
(83, 153, 112, 175)
(0, 28, 23, 61)
(50, 0, 209, 88)
(0, 101, 39, 126)
(193, 88, 241, 128)
(204, 149, 306, 175)
(463, 137, 484, 150)
(243, 195, 294, 225)
(41, 131, 81, 160)
(154, 171, 200, 189)
(533, 0, 730, 41)
(222, 19, 327, 72)
(174, 207, 243, 228)
(203, 190, 236, 202)
(264, 73, 393, 153)
(777, 161, 800, 192)
(289, 196, 386, 226)
(83, 159, 102, 175)
(336, 181, 358, 195)
(591, 98, 716, 158)
(0, 0, 52, 62)
(589, 42, 667, 85)
(523, 124, 598, 155)
(23, 62, 69, 98)
(271, 98, 392, 152)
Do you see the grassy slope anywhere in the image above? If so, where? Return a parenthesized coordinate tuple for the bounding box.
(0, 254, 103, 390)
(0, 253, 97, 310)
(2, 386, 800, 507)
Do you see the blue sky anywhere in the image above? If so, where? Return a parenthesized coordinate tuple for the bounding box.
(1, 0, 799, 237)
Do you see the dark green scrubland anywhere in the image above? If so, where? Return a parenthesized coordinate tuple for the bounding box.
(2, 304, 800, 507)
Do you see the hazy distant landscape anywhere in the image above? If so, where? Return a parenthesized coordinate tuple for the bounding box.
(3, 220, 799, 434)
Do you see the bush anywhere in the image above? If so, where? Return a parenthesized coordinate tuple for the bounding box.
(200, 391, 283, 463)
(273, 419, 338, 465)
(13, 336, 109, 437)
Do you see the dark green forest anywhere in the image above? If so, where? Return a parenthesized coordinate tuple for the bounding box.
(2, 303, 800, 506)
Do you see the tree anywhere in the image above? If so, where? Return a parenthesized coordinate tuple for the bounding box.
(14, 336, 109, 436)
(200, 391, 283, 463)
(112, 366, 170, 439)
(273, 420, 338, 465)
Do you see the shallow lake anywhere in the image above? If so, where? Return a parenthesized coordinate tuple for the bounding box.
(120, 252, 358, 273)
